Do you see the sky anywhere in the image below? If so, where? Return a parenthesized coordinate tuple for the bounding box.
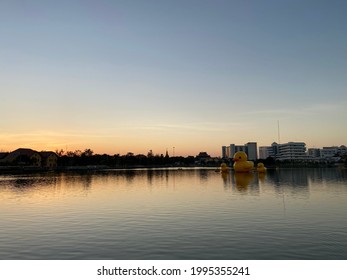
(1, 0, 346, 156)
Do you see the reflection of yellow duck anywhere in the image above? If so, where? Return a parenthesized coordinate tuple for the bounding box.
(220, 163, 230, 173)
(258, 172, 265, 183)
(234, 172, 254, 188)
(233, 151, 254, 173)
(257, 162, 267, 173)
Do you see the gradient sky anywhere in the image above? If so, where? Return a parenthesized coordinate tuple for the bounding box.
(1, 0, 346, 156)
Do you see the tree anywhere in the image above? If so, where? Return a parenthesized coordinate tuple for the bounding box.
(55, 149, 65, 157)
(82, 149, 94, 157)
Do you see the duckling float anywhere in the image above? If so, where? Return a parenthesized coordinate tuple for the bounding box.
(233, 151, 254, 173)
(257, 162, 267, 173)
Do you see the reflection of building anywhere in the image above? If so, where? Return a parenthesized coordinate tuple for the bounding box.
(0, 148, 58, 168)
(266, 169, 310, 196)
(222, 142, 258, 161)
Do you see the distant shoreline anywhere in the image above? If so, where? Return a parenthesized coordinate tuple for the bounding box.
(0, 164, 345, 175)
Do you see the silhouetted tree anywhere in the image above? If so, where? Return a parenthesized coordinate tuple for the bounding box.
(82, 149, 94, 157)
(55, 149, 65, 157)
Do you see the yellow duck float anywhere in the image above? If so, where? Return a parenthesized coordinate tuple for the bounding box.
(256, 162, 267, 173)
(233, 151, 254, 173)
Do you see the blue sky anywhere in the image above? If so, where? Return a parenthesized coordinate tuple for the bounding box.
(1, 0, 346, 156)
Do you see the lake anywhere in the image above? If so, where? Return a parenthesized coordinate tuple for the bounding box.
(1, 168, 347, 260)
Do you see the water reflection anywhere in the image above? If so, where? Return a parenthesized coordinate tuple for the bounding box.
(198, 169, 209, 182)
(219, 168, 347, 198)
(267, 169, 309, 187)
(1, 168, 346, 197)
(0, 174, 58, 191)
(1, 168, 347, 259)
(221, 172, 231, 191)
(257, 172, 266, 183)
(233, 173, 254, 189)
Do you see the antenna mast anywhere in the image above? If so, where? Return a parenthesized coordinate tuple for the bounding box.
(277, 120, 281, 144)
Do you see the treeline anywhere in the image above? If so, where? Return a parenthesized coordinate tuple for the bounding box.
(56, 149, 208, 168)
(56, 148, 347, 169)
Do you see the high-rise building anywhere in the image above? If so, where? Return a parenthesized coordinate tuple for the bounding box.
(246, 142, 257, 161)
(222, 146, 227, 158)
(259, 146, 270, 159)
(221, 142, 258, 161)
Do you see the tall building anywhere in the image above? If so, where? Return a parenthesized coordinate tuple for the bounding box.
(259, 146, 270, 159)
(222, 146, 227, 158)
(259, 142, 279, 159)
(221, 142, 258, 161)
(246, 142, 258, 161)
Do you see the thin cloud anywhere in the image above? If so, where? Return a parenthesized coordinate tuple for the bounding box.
(239, 102, 344, 118)
(133, 121, 248, 133)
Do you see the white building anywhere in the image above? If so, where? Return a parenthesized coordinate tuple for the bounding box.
(277, 142, 307, 161)
(338, 145, 347, 155)
(320, 147, 339, 158)
(308, 145, 346, 160)
(308, 148, 321, 159)
(258, 142, 279, 159)
(259, 146, 269, 159)
(259, 142, 307, 161)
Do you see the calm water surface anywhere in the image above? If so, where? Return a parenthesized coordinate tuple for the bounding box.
(1, 168, 347, 259)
